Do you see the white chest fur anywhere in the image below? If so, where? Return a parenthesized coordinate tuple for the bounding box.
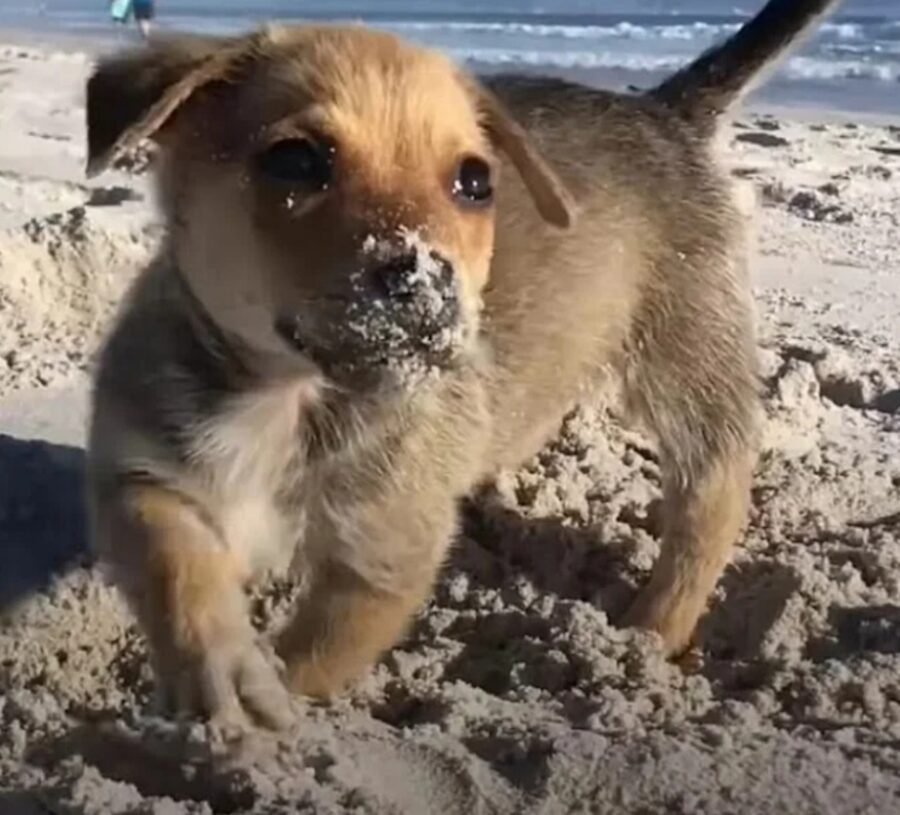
(187, 380, 318, 578)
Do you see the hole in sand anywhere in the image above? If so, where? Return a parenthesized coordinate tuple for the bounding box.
(29, 725, 257, 814)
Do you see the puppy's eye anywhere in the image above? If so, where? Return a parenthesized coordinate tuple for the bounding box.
(452, 156, 493, 206)
(256, 137, 335, 191)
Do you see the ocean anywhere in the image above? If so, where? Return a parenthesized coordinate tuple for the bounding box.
(1, 1, 898, 113)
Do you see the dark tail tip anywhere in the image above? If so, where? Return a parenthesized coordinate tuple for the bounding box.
(651, 0, 841, 134)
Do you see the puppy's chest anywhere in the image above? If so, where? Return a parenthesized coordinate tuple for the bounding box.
(188, 384, 314, 575)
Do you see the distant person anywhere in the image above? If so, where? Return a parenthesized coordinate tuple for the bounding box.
(109, 0, 155, 40)
(133, 0, 156, 38)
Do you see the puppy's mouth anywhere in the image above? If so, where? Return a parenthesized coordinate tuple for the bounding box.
(274, 251, 467, 386)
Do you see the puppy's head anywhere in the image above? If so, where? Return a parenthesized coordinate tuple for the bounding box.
(87, 26, 575, 389)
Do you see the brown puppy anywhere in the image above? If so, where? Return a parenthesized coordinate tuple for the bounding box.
(86, 0, 838, 727)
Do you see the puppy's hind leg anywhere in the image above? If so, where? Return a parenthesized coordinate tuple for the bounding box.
(620, 290, 760, 655)
(622, 448, 755, 655)
(92, 483, 291, 728)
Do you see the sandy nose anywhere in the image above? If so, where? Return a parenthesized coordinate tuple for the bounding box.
(369, 250, 455, 301)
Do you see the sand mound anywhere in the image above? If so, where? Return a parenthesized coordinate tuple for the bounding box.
(0, 193, 154, 393)
(2, 323, 899, 812)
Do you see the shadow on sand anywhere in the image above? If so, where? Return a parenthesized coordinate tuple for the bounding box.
(0, 433, 88, 614)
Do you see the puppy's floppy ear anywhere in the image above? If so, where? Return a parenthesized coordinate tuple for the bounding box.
(469, 81, 577, 229)
(85, 32, 261, 176)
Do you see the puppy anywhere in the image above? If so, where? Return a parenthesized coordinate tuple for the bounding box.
(85, 0, 838, 727)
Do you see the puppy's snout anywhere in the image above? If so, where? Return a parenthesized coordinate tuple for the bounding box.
(368, 249, 461, 348)
(370, 250, 455, 301)
(275, 245, 466, 380)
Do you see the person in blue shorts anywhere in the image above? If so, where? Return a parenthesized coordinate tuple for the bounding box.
(132, 0, 155, 38)
(110, 0, 155, 39)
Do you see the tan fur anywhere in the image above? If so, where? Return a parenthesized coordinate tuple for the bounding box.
(620, 450, 756, 652)
(277, 562, 437, 698)
(93, 483, 291, 728)
(83, 16, 811, 726)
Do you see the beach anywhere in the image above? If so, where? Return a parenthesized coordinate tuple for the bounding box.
(1, 18, 900, 815)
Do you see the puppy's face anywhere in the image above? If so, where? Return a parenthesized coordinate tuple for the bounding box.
(87, 26, 574, 389)
(171, 33, 494, 385)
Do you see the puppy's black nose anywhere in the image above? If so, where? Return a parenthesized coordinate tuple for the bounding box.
(371, 250, 455, 300)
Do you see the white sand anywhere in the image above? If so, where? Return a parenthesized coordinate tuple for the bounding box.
(1, 36, 899, 815)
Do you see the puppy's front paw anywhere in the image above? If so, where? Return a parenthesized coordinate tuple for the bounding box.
(157, 637, 292, 731)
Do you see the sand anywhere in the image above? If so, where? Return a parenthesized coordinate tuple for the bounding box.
(1, 37, 899, 815)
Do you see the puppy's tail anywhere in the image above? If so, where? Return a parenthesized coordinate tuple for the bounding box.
(651, 0, 840, 134)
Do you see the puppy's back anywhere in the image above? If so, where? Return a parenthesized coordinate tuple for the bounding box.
(480, 75, 749, 470)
